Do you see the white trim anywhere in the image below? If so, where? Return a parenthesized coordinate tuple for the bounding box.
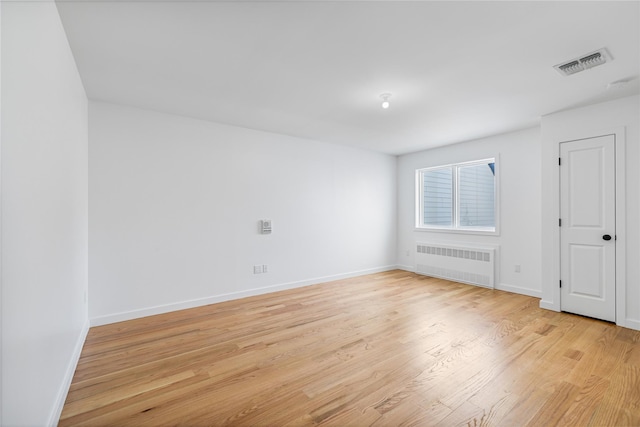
(0, 1, 3, 422)
(396, 264, 416, 273)
(613, 128, 627, 328)
(540, 132, 562, 312)
(496, 283, 542, 298)
(91, 266, 398, 326)
(540, 299, 560, 312)
(625, 319, 640, 331)
(48, 319, 90, 427)
(415, 156, 499, 235)
(550, 127, 627, 327)
(414, 227, 499, 236)
(400, 269, 541, 299)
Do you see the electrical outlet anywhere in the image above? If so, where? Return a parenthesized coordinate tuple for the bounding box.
(262, 264, 268, 273)
(260, 220, 272, 234)
(253, 265, 262, 274)
(405, 249, 410, 256)
(515, 265, 521, 273)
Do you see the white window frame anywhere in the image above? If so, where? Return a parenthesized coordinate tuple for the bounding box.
(415, 157, 499, 235)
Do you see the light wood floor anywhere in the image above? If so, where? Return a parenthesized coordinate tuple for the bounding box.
(60, 270, 640, 426)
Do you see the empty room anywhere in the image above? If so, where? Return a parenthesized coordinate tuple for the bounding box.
(2, 0, 640, 426)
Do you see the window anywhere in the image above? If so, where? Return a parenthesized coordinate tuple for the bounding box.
(416, 158, 496, 232)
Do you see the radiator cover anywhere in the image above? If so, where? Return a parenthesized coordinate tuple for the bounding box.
(416, 242, 496, 288)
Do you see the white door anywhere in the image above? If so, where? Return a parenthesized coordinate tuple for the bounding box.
(560, 135, 616, 322)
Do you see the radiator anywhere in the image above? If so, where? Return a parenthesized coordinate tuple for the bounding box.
(415, 242, 496, 288)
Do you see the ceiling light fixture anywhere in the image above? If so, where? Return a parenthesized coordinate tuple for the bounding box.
(380, 93, 391, 109)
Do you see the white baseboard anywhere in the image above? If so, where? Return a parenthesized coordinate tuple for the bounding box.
(539, 301, 638, 330)
(404, 267, 542, 299)
(90, 265, 398, 326)
(496, 283, 542, 298)
(624, 318, 640, 331)
(48, 318, 90, 426)
(539, 299, 560, 312)
(396, 264, 415, 273)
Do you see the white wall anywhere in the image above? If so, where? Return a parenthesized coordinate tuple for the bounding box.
(1, 2, 89, 426)
(541, 95, 640, 330)
(89, 101, 397, 324)
(397, 127, 542, 297)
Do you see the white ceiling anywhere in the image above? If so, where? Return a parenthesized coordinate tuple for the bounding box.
(56, 1, 640, 155)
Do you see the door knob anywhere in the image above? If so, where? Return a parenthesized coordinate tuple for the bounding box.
(603, 234, 612, 241)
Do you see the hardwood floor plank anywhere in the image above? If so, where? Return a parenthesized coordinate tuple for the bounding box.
(557, 375, 609, 426)
(498, 387, 551, 427)
(526, 381, 581, 426)
(60, 271, 640, 426)
(433, 400, 486, 427)
(371, 395, 451, 427)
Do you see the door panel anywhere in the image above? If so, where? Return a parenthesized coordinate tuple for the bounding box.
(560, 135, 615, 322)
(568, 148, 604, 227)
(569, 244, 603, 297)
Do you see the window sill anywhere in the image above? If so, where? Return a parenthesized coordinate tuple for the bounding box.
(414, 226, 499, 236)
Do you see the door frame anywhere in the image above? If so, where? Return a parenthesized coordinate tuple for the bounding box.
(556, 127, 626, 326)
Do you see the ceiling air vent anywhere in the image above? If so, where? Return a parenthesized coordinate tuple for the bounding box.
(554, 48, 612, 76)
